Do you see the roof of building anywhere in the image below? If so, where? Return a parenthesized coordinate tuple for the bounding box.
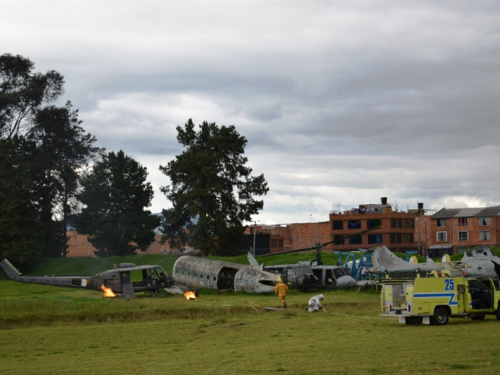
(432, 206, 500, 219)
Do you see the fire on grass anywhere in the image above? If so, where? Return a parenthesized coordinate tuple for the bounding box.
(184, 290, 197, 300)
(101, 285, 116, 297)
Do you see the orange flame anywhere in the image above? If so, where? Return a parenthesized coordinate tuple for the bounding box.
(184, 291, 197, 300)
(101, 285, 116, 297)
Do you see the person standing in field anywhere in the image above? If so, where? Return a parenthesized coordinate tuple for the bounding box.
(305, 294, 326, 312)
(275, 278, 288, 308)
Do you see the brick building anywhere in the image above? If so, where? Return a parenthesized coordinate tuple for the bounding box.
(329, 198, 424, 253)
(429, 207, 500, 256)
(247, 202, 500, 257)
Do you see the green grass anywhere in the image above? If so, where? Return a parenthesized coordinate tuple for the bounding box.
(1, 251, 500, 374)
(1, 276, 500, 374)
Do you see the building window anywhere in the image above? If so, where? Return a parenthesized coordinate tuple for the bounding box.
(480, 231, 491, 241)
(479, 217, 490, 226)
(403, 234, 414, 243)
(437, 219, 446, 227)
(389, 233, 410, 243)
(348, 220, 361, 230)
(367, 219, 382, 229)
(458, 231, 468, 241)
(458, 218, 468, 227)
(332, 221, 343, 230)
(333, 236, 345, 245)
(390, 219, 413, 228)
(348, 235, 362, 245)
(271, 240, 283, 248)
(404, 219, 414, 228)
(368, 234, 383, 244)
(437, 232, 447, 242)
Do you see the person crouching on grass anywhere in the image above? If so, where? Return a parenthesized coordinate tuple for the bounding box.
(305, 294, 326, 312)
(274, 278, 288, 308)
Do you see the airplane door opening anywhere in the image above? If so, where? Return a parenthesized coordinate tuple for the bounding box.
(217, 267, 238, 290)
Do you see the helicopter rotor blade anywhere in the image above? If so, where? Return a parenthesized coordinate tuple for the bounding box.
(260, 245, 317, 257)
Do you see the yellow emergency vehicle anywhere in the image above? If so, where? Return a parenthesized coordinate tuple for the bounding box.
(380, 272, 500, 325)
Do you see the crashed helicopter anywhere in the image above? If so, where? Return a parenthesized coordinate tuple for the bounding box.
(255, 227, 382, 289)
(172, 255, 280, 293)
(0, 258, 175, 298)
(247, 251, 355, 289)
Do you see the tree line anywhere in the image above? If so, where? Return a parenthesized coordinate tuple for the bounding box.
(0, 54, 268, 264)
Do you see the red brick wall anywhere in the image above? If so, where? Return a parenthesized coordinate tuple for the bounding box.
(66, 231, 98, 257)
(66, 232, 177, 257)
(245, 222, 332, 251)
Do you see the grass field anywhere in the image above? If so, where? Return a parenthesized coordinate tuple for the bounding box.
(1, 252, 500, 374)
(1, 280, 500, 374)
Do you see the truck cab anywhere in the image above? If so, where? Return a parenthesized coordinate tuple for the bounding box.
(380, 273, 500, 325)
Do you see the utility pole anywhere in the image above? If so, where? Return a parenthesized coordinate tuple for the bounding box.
(252, 221, 259, 256)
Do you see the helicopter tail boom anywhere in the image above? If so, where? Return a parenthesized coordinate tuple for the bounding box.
(1, 259, 22, 280)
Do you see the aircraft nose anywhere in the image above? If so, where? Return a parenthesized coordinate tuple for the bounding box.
(337, 275, 357, 287)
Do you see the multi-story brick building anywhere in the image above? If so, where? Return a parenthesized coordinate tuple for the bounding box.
(245, 198, 427, 254)
(329, 198, 423, 253)
(429, 207, 500, 255)
(248, 202, 500, 257)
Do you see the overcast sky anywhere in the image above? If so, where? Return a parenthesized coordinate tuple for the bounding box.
(3, 1, 500, 224)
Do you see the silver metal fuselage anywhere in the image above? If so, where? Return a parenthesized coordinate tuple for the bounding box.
(173, 256, 279, 293)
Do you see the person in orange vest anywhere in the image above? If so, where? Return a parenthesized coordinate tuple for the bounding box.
(275, 278, 289, 308)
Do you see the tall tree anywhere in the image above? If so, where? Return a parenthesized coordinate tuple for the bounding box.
(25, 102, 103, 257)
(76, 150, 160, 257)
(160, 119, 269, 255)
(0, 139, 44, 263)
(1, 54, 102, 258)
(0, 53, 64, 139)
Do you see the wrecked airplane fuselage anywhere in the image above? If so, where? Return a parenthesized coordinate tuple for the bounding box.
(365, 245, 500, 280)
(365, 245, 446, 278)
(459, 246, 500, 280)
(173, 256, 279, 293)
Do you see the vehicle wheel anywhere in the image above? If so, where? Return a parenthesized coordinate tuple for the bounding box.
(471, 314, 486, 320)
(431, 307, 449, 326)
(405, 317, 423, 325)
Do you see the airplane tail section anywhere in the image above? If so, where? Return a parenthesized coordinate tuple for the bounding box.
(247, 252, 262, 269)
(1, 259, 22, 280)
(369, 246, 409, 268)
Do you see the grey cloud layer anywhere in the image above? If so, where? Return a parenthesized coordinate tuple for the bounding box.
(2, 0, 499, 223)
